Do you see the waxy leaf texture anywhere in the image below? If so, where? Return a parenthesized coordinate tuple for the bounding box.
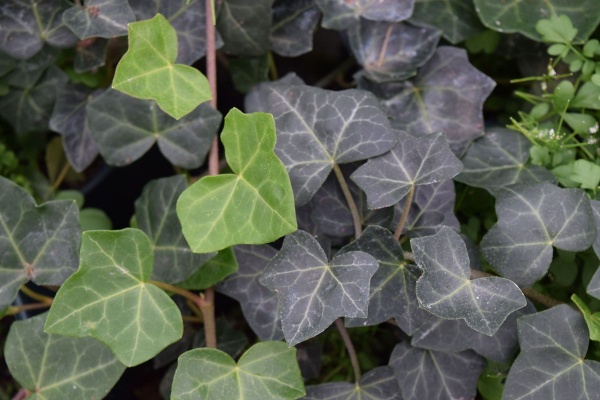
(217, 0, 272, 56)
(62, 0, 135, 39)
(409, 0, 484, 43)
(270, 0, 321, 57)
(304, 366, 401, 399)
(315, 0, 415, 30)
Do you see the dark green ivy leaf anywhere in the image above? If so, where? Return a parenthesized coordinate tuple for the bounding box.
(304, 366, 401, 399)
(229, 54, 270, 93)
(177, 247, 238, 290)
(217, 0, 272, 56)
(62, 0, 135, 39)
(315, 0, 415, 30)
(592, 200, 600, 259)
(270, 0, 321, 57)
(74, 38, 108, 73)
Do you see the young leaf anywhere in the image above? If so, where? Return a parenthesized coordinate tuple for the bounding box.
(177, 109, 297, 253)
(304, 366, 401, 399)
(135, 175, 216, 283)
(352, 130, 462, 209)
(0, 176, 80, 309)
(62, 0, 135, 39)
(455, 128, 556, 194)
(412, 227, 526, 335)
(314, 0, 415, 30)
(216, 245, 284, 340)
(503, 305, 600, 399)
(390, 341, 485, 400)
(536, 14, 578, 43)
(340, 226, 431, 334)
(44, 229, 183, 367)
(572, 294, 600, 342)
(171, 342, 305, 400)
(87, 89, 221, 168)
(216, 0, 272, 56)
(5, 313, 125, 399)
(481, 182, 596, 287)
(349, 20, 441, 83)
(112, 14, 211, 120)
(260, 230, 379, 346)
(571, 159, 600, 190)
(270, 0, 321, 57)
(79, 208, 112, 231)
(177, 247, 238, 290)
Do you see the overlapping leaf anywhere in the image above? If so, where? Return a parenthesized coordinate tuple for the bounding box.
(5, 313, 125, 399)
(0, 0, 78, 60)
(481, 182, 596, 287)
(74, 38, 108, 73)
(349, 20, 441, 82)
(340, 226, 430, 334)
(315, 0, 415, 30)
(177, 109, 296, 253)
(45, 229, 183, 367)
(270, 0, 321, 57)
(258, 85, 397, 205)
(390, 341, 485, 400)
(412, 227, 526, 335)
(304, 366, 401, 399)
(216, 245, 283, 340)
(135, 175, 216, 284)
(588, 267, 600, 300)
(474, 0, 600, 41)
(455, 128, 555, 194)
(409, 0, 484, 43)
(112, 14, 211, 119)
(62, 0, 135, 39)
(217, 0, 272, 56)
(87, 89, 221, 168)
(177, 248, 238, 290)
(171, 342, 305, 400)
(352, 130, 462, 209)
(503, 305, 600, 399)
(0, 176, 80, 309)
(592, 200, 600, 259)
(260, 230, 378, 346)
(49, 84, 100, 172)
(0, 47, 58, 88)
(378, 46, 495, 156)
(245, 72, 305, 114)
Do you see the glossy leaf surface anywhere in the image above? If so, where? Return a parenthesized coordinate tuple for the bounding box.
(304, 366, 401, 399)
(270, 0, 321, 57)
(260, 230, 378, 346)
(45, 229, 183, 367)
(315, 0, 415, 30)
(112, 14, 211, 119)
(217, 0, 272, 56)
(171, 342, 305, 399)
(409, 0, 484, 43)
(62, 0, 135, 39)
(177, 109, 297, 253)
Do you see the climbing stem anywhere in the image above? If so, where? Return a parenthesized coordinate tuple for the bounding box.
(394, 185, 414, 240)
(335, 318, 361, 383)
(332, 164, 362, 238)
(149, 280, 203, 304)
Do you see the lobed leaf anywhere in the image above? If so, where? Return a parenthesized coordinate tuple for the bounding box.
(304, 366, 401, 399)
(315, 0, 415, 30)
(62, 0, 135, 39)
(270, 0, 321, 57)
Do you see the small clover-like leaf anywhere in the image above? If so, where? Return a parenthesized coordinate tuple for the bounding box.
(260, 230, 379, 346)
(412, 227, 526, 335)
(270, 0, 321, 57)
(171, 341, 305, 400)
(5, 313, 126, 399)
(135, 175, 216, 284)
(390, 341, 485, 400)
(177, 109, 297, 253)
(62, 0, 135, 39)
(455, 128, 556, 194)
(0, 176, 80, 309)
(481, 182, 596, 287)
(112, 14, 211, 119)
(304, 366, 401, 399)
(352, 130, 462, 209)
(315, 0, 415, 30)
(503, 305, 600, 399)
(44, 229, 183, 367)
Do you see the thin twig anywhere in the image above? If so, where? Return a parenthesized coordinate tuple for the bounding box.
(47, 162, 71, 196)
(315, 58, 356, 89)
(19, 286, 53, 304)
(4, 303, 52, 317)
(394, 186, 414, 240)
(332, 164, 362, 238)
(335, 319, 361, 383)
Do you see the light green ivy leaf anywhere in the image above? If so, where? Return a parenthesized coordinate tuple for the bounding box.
(572, 294, 600, 342)
(177, 247, 238, 290)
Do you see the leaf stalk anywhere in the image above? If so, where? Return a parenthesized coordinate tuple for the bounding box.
(332, 164, 362, 238)
(335, 318, 361, 383)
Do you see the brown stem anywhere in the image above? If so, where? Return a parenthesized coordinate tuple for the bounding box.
(332, 164, 362, 238)
(335, 319, 361, 383)
(199, 288, 217, 348)
(182, 315, 204, 323)
(394, 185, 414, 240)
(12, 388, 30, 400)
(149, 280, 203, 304)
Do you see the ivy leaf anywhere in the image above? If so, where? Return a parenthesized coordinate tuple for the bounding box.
(44, 229, 183, 367)
(0, 176, 80, 309)
(352, 130, 462, 209)
(378, 46, 496, 156)
(390, 341, 485, 400)
(260, 230, 379, 346)
(171, 341, 305, 400)
(62, 0, 135, 39)
(340, 226, 431, 335)
(112, 14, 211, 120)
(314, 0, 415, 30)
(74, 38, 108, 73)
(412, 227, 526, 335)
(87, 89, 221, 168)
(455, 128, 556, 194)
(503, 305, 600, 399)
(177, 247, 238, 290)
(304, 366, 401, 399)
(216, 245, 283, 340)
(481, 182, 596, 287)
(177, 109, 297, 253)
(270, 0, 321, 57)
(5, 313, 125, 399)
(49, 84, 100, 172)
(0, 0, 78, 60)
(263, 85, 397, 205)
(592, 200, 600, 259)
(229, 54, 269, 93)
(245, 72, 305, 114)
(587, 266, 600, 300)
(572, 294, 600, 342)
(216, 0, 272, 56)
(349, 20, 441, 83)
(474, 0, 600, 41)
(135, 175, 216, 284)
(409, 0, 485, 44)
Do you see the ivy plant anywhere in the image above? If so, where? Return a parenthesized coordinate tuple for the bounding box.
(1, 1, 600, 399)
